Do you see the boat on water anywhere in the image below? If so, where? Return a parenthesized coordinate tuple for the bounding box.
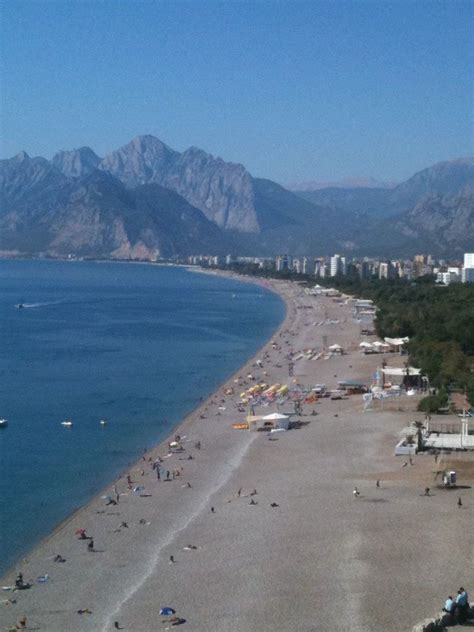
(99, 419, 107, 425)
(0, 419, 8, 428)
(61, 420, 73, 427)
(15, 304, 24, 309)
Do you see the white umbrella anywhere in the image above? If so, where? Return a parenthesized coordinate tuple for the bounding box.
(262, 412, 289, 420)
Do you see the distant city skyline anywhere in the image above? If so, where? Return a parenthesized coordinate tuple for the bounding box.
(2, 0, 473, 184)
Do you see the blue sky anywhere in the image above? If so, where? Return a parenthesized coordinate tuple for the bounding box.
(1, 0, 472, 184)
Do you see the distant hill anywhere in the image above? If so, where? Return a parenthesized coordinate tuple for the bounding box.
(290, 177, 396, 191)
(1, 139, 473, 259)
(379, 182, 474, 257)
(295, 158, 474, 220)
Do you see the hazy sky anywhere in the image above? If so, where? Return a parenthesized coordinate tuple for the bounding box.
(1, 0, 472, 184)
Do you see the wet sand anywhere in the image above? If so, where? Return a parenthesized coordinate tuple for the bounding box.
(1, 276, 472, 632)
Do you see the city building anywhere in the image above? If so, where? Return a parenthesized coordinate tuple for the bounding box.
(275, 255, 292, 272)
(463, 253, 474, 282)
(329, 254, 346, 277)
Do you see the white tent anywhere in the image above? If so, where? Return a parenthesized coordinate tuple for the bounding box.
(359, 341, 373, 348)
(262, 412, 290, 430)
(328, 344, 343, 354)
(384, 336, 409, 347)
(381, 367, 421, 376)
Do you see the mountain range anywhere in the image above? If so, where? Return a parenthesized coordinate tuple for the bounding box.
(1, 136, 473, 260)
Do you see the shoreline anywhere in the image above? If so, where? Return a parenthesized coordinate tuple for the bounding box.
(0, 269, 290, 581)
(1, 274, 472, 632)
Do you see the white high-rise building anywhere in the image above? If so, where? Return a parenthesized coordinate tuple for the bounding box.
(330, 254, 346, 277)
(464, 253, 474, 268)
(463, 253, 474, 282)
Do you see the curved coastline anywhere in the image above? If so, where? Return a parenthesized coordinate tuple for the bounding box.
(0, 269, 289, 581)
(1, 273, 472, 632)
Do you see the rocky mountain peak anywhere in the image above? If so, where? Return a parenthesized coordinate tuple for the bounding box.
(97, 136, 259, 232)
(12, 151, 30, 163)
(98, 135, 178, 188)
(52, 147, 100, 178)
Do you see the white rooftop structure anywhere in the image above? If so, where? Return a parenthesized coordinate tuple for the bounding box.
(424, 412, 473, 450)
(424, 434, 474, 449)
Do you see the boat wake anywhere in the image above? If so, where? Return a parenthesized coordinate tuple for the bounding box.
(16, 300, 64, 309)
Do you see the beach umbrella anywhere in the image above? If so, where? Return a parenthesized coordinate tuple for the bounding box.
(160, 607, 176, 616)
(262, 413, 289, 420)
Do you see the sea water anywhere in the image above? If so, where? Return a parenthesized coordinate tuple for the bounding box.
(0, 260, 284, 574)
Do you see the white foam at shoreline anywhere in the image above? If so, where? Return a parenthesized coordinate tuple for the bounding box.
(100, 431, 257, 631)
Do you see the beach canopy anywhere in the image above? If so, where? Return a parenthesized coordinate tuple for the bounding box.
(382, 367, 421, 376)
(359, 342, 373, 348)
(328, 344, 342, 350)
(262, 413, 289, 420)
(338, 380, 368, 387)
(384, 336, 409, 346)
(262, 412, 290, 430)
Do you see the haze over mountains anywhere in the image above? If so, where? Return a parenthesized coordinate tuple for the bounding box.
(1, 135, 473, 260)
(289, 177, 397, 191)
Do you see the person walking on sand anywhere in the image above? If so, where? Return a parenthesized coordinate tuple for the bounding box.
(353, 487, 360, 498)
(237, 487, 242, 497)
(169, 555, 175, 564)
(424, 487, 430, 496)
(376, 480, 380, 488)
(458, 497, 463, 507)
(87, 539, 94, 552)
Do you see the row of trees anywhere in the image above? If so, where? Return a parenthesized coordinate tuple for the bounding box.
(215, 263, 474, 407)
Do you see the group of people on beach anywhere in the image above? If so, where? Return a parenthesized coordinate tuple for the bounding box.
(443, 587, 470, 622)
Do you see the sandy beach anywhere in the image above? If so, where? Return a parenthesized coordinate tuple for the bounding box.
(1, 275, 473, 632)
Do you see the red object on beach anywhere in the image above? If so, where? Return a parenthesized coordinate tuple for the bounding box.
(75, 528, 86, 535)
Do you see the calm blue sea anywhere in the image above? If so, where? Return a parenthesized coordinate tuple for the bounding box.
(0, 260, 284, 574)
